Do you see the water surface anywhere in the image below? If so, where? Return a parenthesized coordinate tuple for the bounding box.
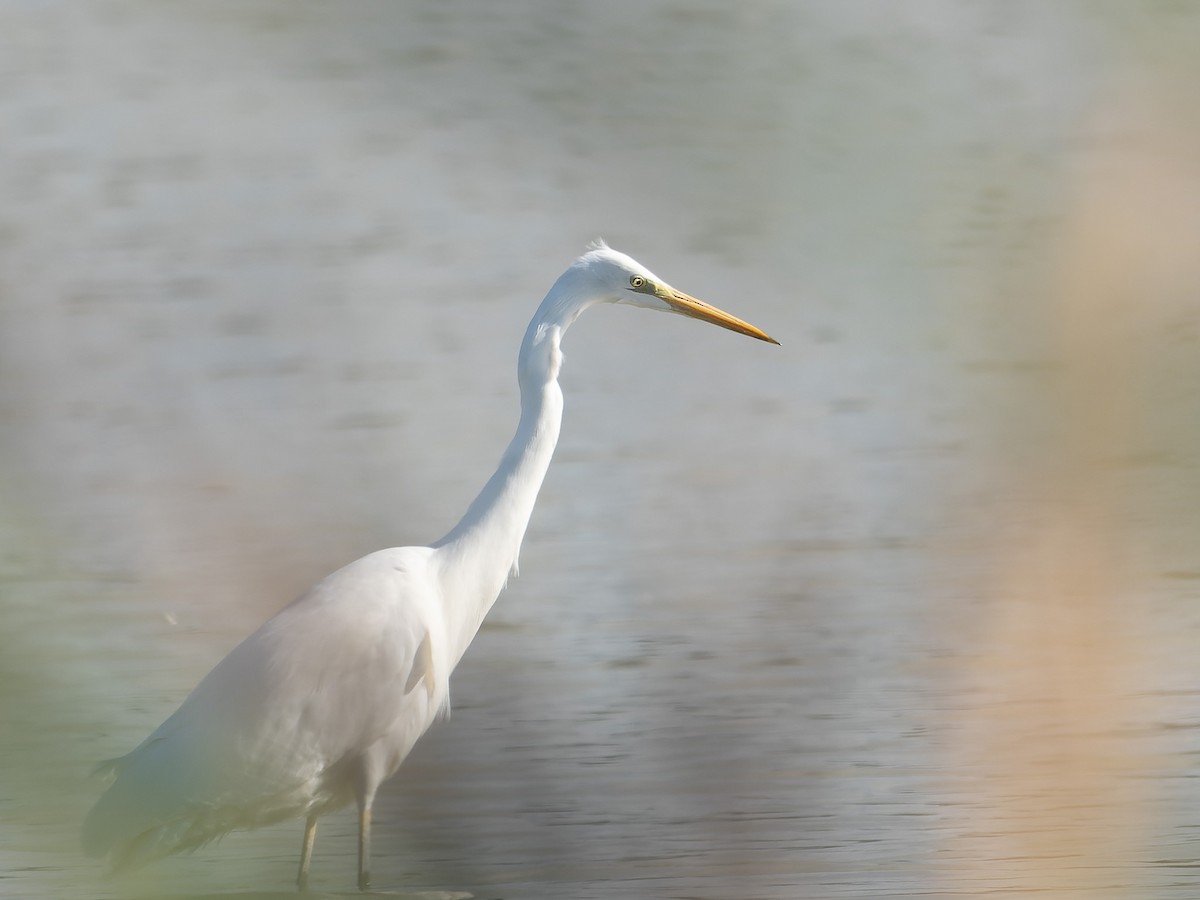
(2, 3, 1199, 898)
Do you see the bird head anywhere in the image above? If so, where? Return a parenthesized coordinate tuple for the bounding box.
(573, 241, 779, 345)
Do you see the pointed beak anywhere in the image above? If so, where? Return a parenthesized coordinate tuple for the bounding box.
(661, 287, 780, 345)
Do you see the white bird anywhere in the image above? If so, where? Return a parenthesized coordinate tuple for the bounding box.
(82, 243, 777, 892)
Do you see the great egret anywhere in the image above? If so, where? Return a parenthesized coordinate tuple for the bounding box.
(82, 242, 777, 892)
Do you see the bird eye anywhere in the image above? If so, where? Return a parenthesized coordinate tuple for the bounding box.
(629, 275, 646, 289)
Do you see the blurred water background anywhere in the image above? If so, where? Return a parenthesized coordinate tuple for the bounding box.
(2, 2, 1199, 898)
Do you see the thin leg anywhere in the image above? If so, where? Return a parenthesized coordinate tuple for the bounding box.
(357, 802, 372, 892)
(297, 814, 318, 892)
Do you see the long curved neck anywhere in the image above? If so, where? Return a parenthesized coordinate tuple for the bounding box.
(432, 283, 596, 668)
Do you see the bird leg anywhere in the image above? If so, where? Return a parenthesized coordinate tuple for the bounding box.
(297, 814, 318, 892)
(357, 802, 372, 892)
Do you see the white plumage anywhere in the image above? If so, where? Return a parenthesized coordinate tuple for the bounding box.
(83, 244, 777, 891)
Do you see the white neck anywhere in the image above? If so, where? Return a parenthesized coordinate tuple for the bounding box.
(431, 279, 599, 668)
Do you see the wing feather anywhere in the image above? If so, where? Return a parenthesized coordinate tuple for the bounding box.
(83, 546, 446, 869)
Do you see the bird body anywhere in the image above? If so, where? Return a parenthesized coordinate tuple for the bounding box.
(83, 244, 777, 890)
(83, 546, 448, 870)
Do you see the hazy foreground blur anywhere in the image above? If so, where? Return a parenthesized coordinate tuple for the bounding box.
(2, 3, 1199, 898)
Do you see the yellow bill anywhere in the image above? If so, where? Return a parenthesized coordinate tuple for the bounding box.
(662, 287, 780, 345)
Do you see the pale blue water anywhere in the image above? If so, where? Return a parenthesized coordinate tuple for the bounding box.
(2, 3, 1199, 898)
